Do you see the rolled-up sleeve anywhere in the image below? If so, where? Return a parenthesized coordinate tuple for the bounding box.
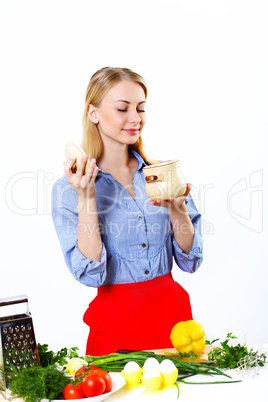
(51, 178, 107, 287)
(172, 194, 204, 273)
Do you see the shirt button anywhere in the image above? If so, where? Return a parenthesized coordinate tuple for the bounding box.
(144, 270, 150, 275)
(138, 215, 142, 220)
(142, 243, 147, 248)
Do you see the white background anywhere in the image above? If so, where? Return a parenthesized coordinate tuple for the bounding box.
(1, 0, 267, 355)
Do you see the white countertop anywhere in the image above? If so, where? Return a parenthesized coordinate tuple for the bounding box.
(107, 344, 268, 402)
(1, 345, 267, 402)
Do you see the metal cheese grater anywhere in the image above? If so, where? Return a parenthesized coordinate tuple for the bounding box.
(0, 295, 39, 394)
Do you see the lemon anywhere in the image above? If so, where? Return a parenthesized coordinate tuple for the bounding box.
(66, 358, 88, 375)
(121, 361, 142, 385)
(142, 369, 162, 391)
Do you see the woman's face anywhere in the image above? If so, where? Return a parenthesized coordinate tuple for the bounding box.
(88, 80, 146, 147)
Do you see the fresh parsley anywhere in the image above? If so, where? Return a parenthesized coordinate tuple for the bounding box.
(206, 333, 267, 369)
(37, 343, 80, 367)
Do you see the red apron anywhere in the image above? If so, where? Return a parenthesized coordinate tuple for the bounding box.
(83, 273, 192, 356)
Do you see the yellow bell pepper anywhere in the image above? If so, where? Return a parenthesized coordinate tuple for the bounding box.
(170, 320, 207, 354)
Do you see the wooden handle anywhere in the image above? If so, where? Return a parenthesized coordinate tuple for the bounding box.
(145, 175, 158, 182)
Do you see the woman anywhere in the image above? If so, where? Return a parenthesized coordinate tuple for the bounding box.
(52, 67, 203, 355)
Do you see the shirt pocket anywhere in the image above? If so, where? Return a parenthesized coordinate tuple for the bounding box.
(144, 206, 172, 259)
(99, 212, 142, 261)
(99, 204, 172, 261)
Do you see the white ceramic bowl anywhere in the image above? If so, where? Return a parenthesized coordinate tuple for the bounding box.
(41, 373, 126, 402)
(143, 160, 187, 200)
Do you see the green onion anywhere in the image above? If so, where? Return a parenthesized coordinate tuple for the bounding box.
(178, 379, 242, 385)
(84, 351, 228, 378)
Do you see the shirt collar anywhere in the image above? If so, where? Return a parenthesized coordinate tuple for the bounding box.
(129, 149, 146, 170)
(97, 149, 146, 175)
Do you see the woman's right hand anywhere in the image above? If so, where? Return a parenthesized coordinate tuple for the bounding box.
(64, 155, 99, 200)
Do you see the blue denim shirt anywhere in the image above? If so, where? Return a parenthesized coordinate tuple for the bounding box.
(51, 151, 203, 287)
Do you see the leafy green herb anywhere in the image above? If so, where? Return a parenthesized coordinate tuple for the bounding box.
(6, 344, 79, 401)
(206, 333, 267, 369)
(8, 364, 71, 402)
(164, 350, 199, 359)
(37, 343, 80, 367)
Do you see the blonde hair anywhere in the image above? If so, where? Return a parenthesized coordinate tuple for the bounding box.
(81, 67, 153, 165)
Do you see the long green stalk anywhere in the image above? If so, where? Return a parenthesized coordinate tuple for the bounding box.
(176, 373, 242, 385)
(178, 379, 242, 385)
(84, 351, 228, 378)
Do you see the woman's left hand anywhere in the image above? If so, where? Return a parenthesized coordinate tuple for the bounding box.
(148, 183, 191, 210)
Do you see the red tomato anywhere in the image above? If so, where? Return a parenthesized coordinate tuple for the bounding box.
(76, 381, 84, 395)
(63, 384, 84, 400)
(74, 365, 99, 379)
(92, 369, 112, 393)
(81, 374, 106, 397)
